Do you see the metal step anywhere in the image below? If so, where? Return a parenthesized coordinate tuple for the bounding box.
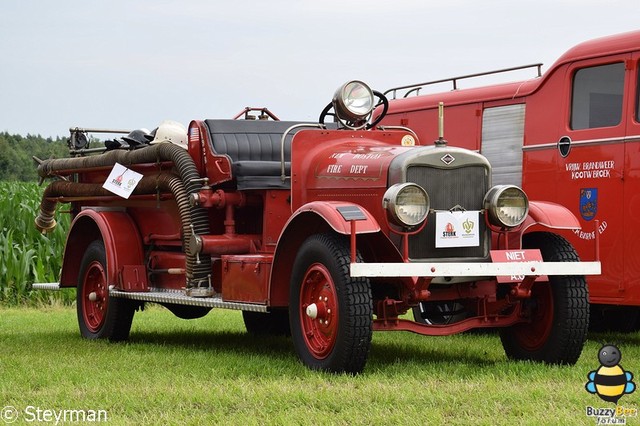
(110, 287, 268, 312)
(31, 283, 61, 291)
(31, 282, 268, 313)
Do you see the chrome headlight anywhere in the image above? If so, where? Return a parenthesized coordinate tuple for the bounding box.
(484, 185, 529, 228)
(332, 80, 375, 124)
(383, 183, 430, 228)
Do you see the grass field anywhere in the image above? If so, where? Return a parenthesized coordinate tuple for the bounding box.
(2, 305, 639, 425)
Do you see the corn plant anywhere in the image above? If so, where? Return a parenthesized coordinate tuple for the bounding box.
(0, 181, 72, 305)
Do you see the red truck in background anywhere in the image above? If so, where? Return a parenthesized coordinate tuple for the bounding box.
(380, 30, 640, 331)
(33, 81, 599, 373)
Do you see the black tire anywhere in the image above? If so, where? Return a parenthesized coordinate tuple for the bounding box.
(412, 301, 467, 325)
(77, 240, 136, 341)
(289, 233, 372, 374)
(243, 309, 291, 336)
(590, 305, 640, 333)
(162, 303, 211, 320)
(499, 232, 589, 365)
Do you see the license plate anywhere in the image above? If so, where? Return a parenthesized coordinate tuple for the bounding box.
(490, 249, 547, 283)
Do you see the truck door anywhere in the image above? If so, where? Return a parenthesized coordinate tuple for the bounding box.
(559, 55, 629, 301)
(624, 53, 640, 304)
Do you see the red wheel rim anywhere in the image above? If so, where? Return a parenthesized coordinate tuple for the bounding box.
(81, 260, 108, 333)
(513, 283, 554, 351)
(299, 264, 339, 359)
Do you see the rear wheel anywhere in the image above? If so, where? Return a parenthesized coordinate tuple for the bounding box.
(412, 301, 466, 325)
(162, 303, 211, 320)
(77, 240, 136, 341)
(499, 232, 589, 364)
(590, 305, 640, 332)
(289, 233, 372, 374)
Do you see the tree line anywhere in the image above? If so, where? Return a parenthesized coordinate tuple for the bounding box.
(0, 132, 69, 181)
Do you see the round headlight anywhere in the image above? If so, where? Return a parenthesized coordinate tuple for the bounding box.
(332, 80, 375, 122)
(484, 185, 529, 228)
(383, 183, 430, 228)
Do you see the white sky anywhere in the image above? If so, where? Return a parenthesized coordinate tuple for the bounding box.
(1, 0, 638, 138)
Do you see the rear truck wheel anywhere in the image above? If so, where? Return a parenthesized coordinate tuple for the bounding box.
(590, 305, 640, 332)
(162, 303, 211, 320)
(243, 309, 291, 336)
(499, 232, 589, 365)
(289, 233, 373, 374)
(77, 240, 136, 341)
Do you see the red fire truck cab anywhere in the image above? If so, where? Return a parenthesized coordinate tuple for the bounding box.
(34, 81, 599, 373)
(381, 30, 640, 331)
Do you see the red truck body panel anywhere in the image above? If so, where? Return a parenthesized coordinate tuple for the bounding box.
(382, 30, 640, 306)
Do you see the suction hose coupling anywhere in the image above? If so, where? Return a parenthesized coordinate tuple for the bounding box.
(35, 213, 57, 234)
(35, 197, 58, 234)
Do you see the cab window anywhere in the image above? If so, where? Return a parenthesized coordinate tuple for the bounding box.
(571, 62, 624, 130)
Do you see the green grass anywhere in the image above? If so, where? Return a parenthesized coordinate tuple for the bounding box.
(2, 306, 639, 425)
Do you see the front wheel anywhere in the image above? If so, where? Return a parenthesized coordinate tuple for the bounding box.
(77, 240, 136, 341)
(500, 232, 589, 365)
(289, 233, 372, 374)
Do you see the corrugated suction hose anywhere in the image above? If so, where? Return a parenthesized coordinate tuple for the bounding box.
(36, 144, 212, 288)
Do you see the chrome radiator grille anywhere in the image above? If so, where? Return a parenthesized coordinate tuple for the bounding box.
(406, 165, 489, 261)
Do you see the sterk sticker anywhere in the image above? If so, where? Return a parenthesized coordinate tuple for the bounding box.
(579, 188, 598, 221)
(102, 163, 143, 199)
(435, 211, 480, 248)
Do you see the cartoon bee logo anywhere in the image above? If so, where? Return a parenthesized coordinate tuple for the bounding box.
(586, 344, 636, 403)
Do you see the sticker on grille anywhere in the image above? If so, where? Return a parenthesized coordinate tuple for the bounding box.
(406, 165, 489, 260)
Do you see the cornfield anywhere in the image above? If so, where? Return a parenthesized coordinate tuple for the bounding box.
(0, 181, 73, 305)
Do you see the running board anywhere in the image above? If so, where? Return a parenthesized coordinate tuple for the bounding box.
(110, 288, 268, 312)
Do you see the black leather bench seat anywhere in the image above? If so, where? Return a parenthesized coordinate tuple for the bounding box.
(204, 119, 305, 190)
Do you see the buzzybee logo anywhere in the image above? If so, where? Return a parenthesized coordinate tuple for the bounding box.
(585, 344, 637, 424)
(586, 344, 635, 403)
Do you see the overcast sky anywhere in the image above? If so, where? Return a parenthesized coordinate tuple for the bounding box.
(1, 1, 638, 138)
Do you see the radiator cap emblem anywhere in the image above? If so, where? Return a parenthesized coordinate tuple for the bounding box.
(441, 153, 455, 165)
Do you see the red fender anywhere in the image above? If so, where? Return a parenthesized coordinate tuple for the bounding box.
(505, 200, 581, 248)
(288, 201, 381, 235)
(269, 201, 381, 306)
(59, 210, 145, 290)
(523, 200, 581, 230)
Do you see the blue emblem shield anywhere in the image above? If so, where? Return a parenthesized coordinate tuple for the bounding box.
(579, 188, 598, 221)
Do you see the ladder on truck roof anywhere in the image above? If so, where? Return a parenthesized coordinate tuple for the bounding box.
(384, 63, 543, 99)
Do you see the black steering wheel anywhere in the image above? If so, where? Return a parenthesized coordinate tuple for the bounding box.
(367, 90, 389, 129)
(319, 90, 389, 129)
(318, 102, 336, 126)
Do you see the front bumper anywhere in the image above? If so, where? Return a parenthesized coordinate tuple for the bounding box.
(350, 260, 601, 278)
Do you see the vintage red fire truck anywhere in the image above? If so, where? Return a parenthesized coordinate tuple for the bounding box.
(33, 81, 600, 373)
(380, 30, 640, 331)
